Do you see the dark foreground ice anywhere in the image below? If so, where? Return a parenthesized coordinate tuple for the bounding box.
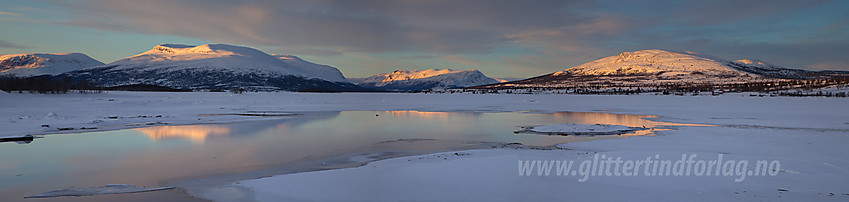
(24, 184, 174, 198)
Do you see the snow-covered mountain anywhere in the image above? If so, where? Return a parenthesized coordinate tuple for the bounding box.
(475, 49, 849, 91)
(271, 54, 347, 82)
(358, 69, 502, 91)
(63, 44, 367, 91)
(548, 49, 847, 79)
(728, 59, 849, 79)
(553, 49, 749, 77)
(0, 53, 104, 77)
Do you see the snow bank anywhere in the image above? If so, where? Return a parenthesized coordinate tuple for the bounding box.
(25, 184, 173, 198)
(519, 123, 635, 135)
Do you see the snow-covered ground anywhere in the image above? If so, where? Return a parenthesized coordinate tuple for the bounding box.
(220, 94, 848, 201)
(2, 92, 849, 201)
(235, 128, 849, 201)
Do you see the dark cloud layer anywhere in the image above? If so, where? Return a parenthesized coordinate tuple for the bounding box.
(63, 0, 582, 54)
(58, 0, 849, 72)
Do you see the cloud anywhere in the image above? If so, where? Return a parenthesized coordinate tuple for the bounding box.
(808, 62, 849, 71)
(0, 11, 23, 16)
(274, 47, 345, 56)
(441, 55, 483, 66)
(820, 19, 849, 31)
(11, 6, 50, 13)
(666, 0, 832, 25)
(0, 39, 28, 49)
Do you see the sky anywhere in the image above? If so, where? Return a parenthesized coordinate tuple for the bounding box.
(1, 0, 848, 78)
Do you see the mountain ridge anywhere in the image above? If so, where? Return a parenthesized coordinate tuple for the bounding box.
(1, 53, 104, 77)
(100, 43, 347, 83)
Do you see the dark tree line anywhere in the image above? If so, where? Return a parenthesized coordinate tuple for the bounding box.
(0, 75, 100, 94)
(463, 77, 849, 97)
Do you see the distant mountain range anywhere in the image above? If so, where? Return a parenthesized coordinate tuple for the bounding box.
(473, 49, 849, 92)
(357, 69, 503, 91)
(3, 47, 847, 93)
(1, 44, 508, 92)
(0, 53, 104, 77)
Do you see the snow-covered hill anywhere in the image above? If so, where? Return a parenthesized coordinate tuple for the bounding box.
(63, 44, 366, 91)
(474, 49, 849, 92)
(551, 49, 848, 79)
(554, 49, 748, 77)
(358, 69, 502, 91)
(0, 53, 104, 77)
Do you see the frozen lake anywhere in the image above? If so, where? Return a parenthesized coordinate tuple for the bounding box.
(0, 110, 694, 201)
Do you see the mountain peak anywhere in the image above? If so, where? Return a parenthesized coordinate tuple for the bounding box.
(156, 44, 194, 49)
(379, 69, 469, 82)
(145, 43, 269, 58)
(358, 68, 500, 91)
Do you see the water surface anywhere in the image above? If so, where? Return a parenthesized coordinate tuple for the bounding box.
(0, 110, 694, 201)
